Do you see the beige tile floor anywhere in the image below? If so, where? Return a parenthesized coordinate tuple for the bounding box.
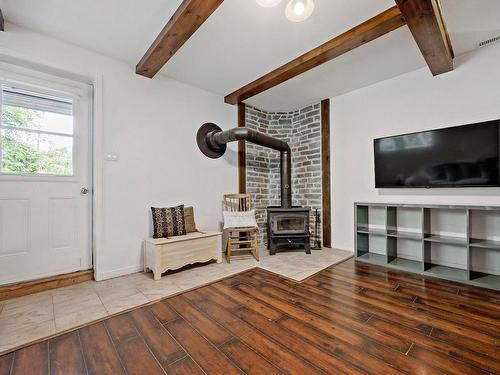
(0, 247, 352, 354)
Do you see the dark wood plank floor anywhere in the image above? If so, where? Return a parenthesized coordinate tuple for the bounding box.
(1, 259, 499, 375)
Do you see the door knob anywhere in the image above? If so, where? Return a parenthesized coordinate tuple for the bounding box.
(81, 187, 89, 195)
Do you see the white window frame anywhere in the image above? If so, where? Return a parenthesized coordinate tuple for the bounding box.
(0, 69, 87, 182)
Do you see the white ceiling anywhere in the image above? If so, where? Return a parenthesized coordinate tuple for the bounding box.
(247, 26, 426, 111)
(0, 0, 185, 65)
(1, 0, 499, 111)
(441, 0, 500, 56)
(162, 0, 397, 97)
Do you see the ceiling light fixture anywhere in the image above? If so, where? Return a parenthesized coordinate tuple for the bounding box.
(285, 0, 314, 22)
(256, 0, 282, 7)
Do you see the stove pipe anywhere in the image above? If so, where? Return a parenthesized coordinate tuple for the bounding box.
(197, 123, 292, 209)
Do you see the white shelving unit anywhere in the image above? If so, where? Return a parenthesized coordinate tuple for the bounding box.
(355, 203, 500, 291)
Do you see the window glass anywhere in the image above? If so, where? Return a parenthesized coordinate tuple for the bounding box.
(0, 86, 74, 176)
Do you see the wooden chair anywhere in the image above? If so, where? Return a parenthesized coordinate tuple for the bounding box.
(223, 194, 259, 263)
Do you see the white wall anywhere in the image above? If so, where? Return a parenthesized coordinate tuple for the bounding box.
(0, 23, 238, 280)
(331, 42, 500, 268)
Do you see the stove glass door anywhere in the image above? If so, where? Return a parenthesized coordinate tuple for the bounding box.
(272, 214, 307, 234)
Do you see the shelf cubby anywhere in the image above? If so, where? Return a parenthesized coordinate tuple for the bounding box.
(469, 239, 500, 249)
(469, 272, 500, 290)
(356, 225, 386, 236)
(355, 205, 387, 260)
(423, 241, 468, 282)
(468, 245, 500, 289)
(357, 252, 387, 265)
(354, 202, 500, 291)
(387, 230, 423, 240)
(385, 206, 424, 272)
(467, 209, 500, 289)
(424, 264, 469, 282)
(387, 257, 423, 273)
(424, 235, 468, 246)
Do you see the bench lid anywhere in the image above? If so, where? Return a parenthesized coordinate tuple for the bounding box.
(145, 231, 221, 245)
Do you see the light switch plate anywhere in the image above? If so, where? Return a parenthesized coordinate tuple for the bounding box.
(105, 153, 118, 161)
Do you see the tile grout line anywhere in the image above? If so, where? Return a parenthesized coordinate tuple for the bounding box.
(404, 342, 414, 356)
(172, 353, 207, 375)
(46, 340, 50, 374)
(107, 315, 167, 375)
(94, 287, 109, 316)
(51, 293, 56, 335)
(102, 317, 129, 374)
(76, 330, 90, 375)
(8, 351, 14, 375)
(144, 307, 206, 374)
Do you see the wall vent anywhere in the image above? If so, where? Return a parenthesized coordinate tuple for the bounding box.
(479, 35, 500, 47)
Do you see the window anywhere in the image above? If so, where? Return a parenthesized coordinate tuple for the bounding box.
(0, 85, 74, 176)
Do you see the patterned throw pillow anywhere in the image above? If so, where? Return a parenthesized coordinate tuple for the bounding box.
(151, 205, 186, 238)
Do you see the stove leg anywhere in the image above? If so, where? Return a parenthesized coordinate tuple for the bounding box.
(270, 240, 277, 255)
(305, 241, 311, 254)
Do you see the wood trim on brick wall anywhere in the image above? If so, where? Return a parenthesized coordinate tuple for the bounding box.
(0, 270, 93, 301)
(321, 99, 332, 248)
(238, 103, 246, 194)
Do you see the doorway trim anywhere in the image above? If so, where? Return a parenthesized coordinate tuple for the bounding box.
(0, 48, 105, 281)
(91, 73, 104, 281)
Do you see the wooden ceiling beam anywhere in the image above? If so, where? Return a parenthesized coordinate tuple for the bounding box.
(224, 6, 406, 105)
(136, 0, 224, 78)
(395, 0, 454, 76)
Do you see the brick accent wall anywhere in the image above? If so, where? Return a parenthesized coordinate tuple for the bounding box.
(245, 104, 322, 246)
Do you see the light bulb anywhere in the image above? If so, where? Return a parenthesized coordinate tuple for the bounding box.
(256, 0, 282, 7)
(293, 1, 305, 15)
(286, 0, 314, 22)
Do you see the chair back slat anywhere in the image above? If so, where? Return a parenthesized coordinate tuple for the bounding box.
(224, 194, 253, 212)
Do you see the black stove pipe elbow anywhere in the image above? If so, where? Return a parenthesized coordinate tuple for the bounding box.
(197, 123, 292, 209)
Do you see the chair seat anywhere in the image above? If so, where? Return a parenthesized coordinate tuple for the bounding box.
(225, 226, 258, 231)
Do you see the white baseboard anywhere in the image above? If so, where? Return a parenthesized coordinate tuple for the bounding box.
(102, 264, 143, 280)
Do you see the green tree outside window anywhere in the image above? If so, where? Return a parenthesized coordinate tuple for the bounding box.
(1, 106, 72, 175)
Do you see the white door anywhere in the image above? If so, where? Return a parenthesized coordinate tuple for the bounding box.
(0, 67, 92, 285)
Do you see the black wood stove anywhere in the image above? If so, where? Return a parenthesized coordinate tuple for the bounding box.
(267, 207, 310, 255)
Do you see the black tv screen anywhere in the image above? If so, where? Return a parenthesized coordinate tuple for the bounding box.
(374, 120, 500, 188)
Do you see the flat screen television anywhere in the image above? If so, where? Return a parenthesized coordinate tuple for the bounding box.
(374, 120, 500, 188)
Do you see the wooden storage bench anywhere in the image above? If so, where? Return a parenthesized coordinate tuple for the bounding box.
(144, 231, 222, 280)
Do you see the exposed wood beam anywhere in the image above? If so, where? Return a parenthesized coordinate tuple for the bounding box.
(136, 0, 224, 78)
(225, 6, 406, 105)
(321, 99, 331, 248)
(395, 0, 454, 76)
(238, 103, 246, 194)
(0, 9, 4, 32)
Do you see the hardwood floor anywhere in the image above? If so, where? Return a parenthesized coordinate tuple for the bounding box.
(0, 259, 499, 375)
